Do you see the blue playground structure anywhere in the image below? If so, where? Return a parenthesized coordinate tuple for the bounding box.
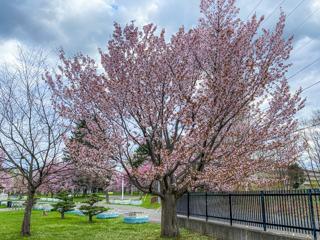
(96, 212, 119, 219)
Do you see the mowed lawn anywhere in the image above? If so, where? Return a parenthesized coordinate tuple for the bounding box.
(0, 211, 212, 240)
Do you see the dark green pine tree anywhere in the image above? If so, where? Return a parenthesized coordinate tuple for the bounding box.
(63, 120, 93, 163)
(79, 194, 109, 223)
(287, 163, 306, 189)
(131, 144, 149, 168)
(52, 192, 76, 219)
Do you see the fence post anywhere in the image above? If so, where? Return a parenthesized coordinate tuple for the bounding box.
(260, 191, 267, 231)
(187, 192, 190, 218)
(229, 194, 233, 226)
(205, 192, 208, 221)
(308, 189, 317, 240)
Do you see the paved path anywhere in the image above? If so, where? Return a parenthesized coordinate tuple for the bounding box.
(109, 196, 141, 200)
(0, 208, 16, 212)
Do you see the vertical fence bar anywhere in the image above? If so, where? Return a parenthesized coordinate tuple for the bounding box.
(288, 191, 294, 233)
(229, 193, 233, 226)
(314, 190, 320, 234)
(187, 192, 190, 218)
(308, 189, 317, 240)
(293, 191, 297, 233)
(279, 190, 284, 231)
(283, 190, 289, 233)
(301, 190, 308, 235)
(205, 192, 208, 221)
(261, 191, 267, 231)
(254, 192, 259, 228)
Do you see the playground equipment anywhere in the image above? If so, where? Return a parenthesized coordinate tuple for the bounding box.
(96, 212, 119, 219)
(123, 212, 149, 224)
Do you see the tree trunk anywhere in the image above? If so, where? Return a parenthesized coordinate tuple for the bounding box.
(89, 215, 93, 223)
(161, 193, 179, 238)
(105, 191, 109, 203)
(61, 212, 65, 219)
(83, 188, 87, 197)
(21, 189, 35, 236)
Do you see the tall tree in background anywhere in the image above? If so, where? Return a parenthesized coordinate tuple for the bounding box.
(65, 120, 114, 199)
(302, 111, 320, 188)
(0, 48, 66, 236)
(48, 0, 304, 237)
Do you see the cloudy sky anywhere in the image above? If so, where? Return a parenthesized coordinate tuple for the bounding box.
(0, 0, 319, 120)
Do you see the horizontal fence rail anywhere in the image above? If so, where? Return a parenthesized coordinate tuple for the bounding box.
(176, 189, 320, 240)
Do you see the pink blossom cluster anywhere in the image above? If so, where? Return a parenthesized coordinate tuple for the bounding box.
(38, 162, 76, 194)
(0, 172, 13, 192)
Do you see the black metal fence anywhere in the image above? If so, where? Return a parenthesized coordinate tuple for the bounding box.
(176, 189, 320, 240)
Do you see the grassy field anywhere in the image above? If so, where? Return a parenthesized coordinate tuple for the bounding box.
(0, 211, 212, 240)
(109, 194, 160, 209)
(139, 195, 160, 209)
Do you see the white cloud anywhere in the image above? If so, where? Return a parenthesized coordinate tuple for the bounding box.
(311, 0, 320, 9)
(53, 0, 115, 20)
(126, 0, 160, 26)
(0, 39, 22, 65)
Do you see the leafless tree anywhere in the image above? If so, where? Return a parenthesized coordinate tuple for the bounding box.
(0, 47, 66, 236)
(301, 111, 320, 188)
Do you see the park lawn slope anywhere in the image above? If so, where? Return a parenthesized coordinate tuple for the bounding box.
(0, 211, 212, 240)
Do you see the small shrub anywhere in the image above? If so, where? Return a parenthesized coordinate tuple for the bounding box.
(79, 194, 109, 223)
(52, 192, 76, 219)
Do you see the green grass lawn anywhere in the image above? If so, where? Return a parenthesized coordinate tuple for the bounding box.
(0, 211, 212, 240)
(107, 194, 160, 209)
(139, 194, 160, 209)
(72, 195, 89, 203)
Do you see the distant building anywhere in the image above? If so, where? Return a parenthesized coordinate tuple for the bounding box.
(303, 170, 320, 188)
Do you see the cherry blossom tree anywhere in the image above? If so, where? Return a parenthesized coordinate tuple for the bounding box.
(0, 48, 67, 236)
(47, 0, 304, 237)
